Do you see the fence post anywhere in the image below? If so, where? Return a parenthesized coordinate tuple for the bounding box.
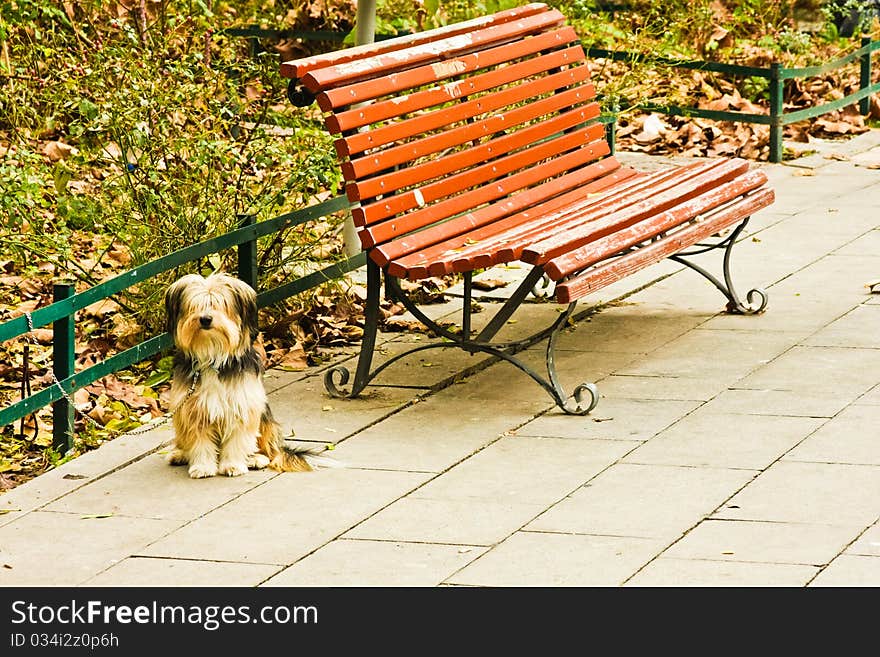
(860, 34, 871, 115)
(768, 62, 784, 164)
(604, 102, 619, 155)
(237, 213, 258, 290)
(52, 281, 75, 454)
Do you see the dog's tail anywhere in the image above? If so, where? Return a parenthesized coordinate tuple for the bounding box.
(257, 412, 341, 472)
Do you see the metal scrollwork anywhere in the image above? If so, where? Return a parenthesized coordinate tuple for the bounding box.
(323, 365, 352, 398)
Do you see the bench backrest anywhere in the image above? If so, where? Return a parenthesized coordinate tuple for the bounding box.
(280, 2, 621, 269)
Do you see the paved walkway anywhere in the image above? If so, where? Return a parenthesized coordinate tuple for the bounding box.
(2, 132, 880, 587)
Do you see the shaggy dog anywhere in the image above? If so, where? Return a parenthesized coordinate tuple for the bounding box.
(163, 271, 329, 478)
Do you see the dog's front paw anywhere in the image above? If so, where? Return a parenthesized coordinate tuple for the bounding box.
(218, 461, 248, 477)
(188, 463, 218, 479)
(247, 453, 271, 470)
(166, 449, 188, 466)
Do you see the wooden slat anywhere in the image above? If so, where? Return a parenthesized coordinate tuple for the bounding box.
(409, 167, 643, 279)
(455, 159, 722, 271)
(488, 163, 710, 265)
(360, 138, 610, 249)
(356, 122, 603, 226)
(326, 36, 583, 130)
(339, 65, 592, 156)
(520, 158, 751, 265)
(281, 3, 554, 84)
(444, 167, 683, 274)
(409, 163, 698, 276)
(299, 9, 567, 94)
(342, 83, 596, 179)
(555, 188, 776, 303)
(373, 153, 623, 274)
(348, 102, 601, 204)
(545, 169, 770, 280)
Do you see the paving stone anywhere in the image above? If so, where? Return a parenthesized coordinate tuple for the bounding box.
(847, 523, 880, 557)
(446, 531, 664, 587)
(662, 519, 856, 565)
(769, 253, 880, 301)
(330, 386, 542, 472)
(0, 511, 181, 586)
(702, 292, 859, 334)
(0, 425, 174, 514)
(263, 539, 488, 587)
(593, 374, 727, 402)
(366, 339, 493, 388)
(83, 557, 281, 586)
(551, 301, 707, 354)
(409, 436, 632, 504)
(802, 304, 880, 348)
(623, 411, 824, 469)
(625, 557, 818, 586)
(343, 496, 546, 546)
(783, 405, 880, 466)
(517, 398, 700, 442)
(139, 468, 429, 564)
(527, 463, 756, 541)
(732, 345, 880, 398)
(614, 328, 800, 380)
(808, 555, 880, 586)
(713, 461, 880, 526)
(704, 254, 878, 333)
(699, 388, 851, 418)
(832, 228, 880, 257)
(0, 510, 23, 529)
(854, 363, 880, 394)
(515, 337, 640, 385)
(43, 453, 276, 521)
(266, 375, 419, 446)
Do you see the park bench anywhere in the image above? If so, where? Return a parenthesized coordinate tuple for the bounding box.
(280, 2, 774, 414)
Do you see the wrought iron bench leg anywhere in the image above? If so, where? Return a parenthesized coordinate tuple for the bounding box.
(669, 217, 768, 315)
(324, 258, 382, 398)
(322, 260, 599, 414)
(470, 300, 600, 415)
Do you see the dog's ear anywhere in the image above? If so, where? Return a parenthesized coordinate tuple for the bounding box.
(164, 279, 185, 339)
(237, 284, 260, 343)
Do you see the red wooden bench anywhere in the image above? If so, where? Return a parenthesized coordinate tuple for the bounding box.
(280, 2, 774, 414)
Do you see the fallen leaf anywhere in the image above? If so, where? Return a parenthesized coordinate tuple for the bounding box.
(472, 278, 509, 291)
(83, 298, 122, 319)
(42, 140, 79, 161)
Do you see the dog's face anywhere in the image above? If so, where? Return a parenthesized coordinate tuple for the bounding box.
(164, 272, 259, 365)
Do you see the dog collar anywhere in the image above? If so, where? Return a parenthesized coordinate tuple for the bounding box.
(189, 358, 220, 376)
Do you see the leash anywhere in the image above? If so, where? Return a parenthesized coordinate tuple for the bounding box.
(22, 311, 199, 439)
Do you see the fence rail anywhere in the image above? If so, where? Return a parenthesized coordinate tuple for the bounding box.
(0, 194, 358, 452)
(586, 36, 880, 162)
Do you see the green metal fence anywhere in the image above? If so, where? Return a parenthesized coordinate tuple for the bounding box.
(0, 194, 361, 453)
(586, 35, 880, 162)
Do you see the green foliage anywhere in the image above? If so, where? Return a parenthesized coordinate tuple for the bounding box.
(742, 75, 770, 102)
(374, 0, 524, 34)
(0, 0, 345, 336)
